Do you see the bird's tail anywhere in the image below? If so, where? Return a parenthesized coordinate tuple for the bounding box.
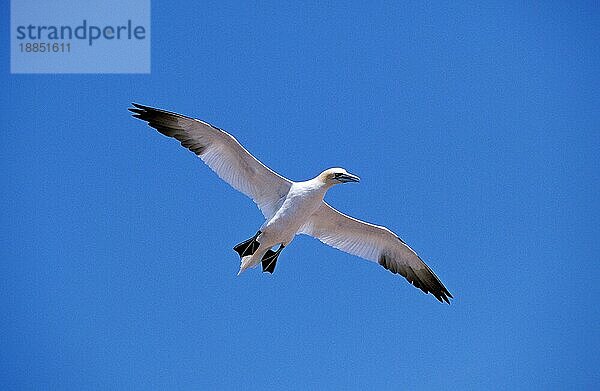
(237, 253, 265, 275)
(237, 256, 252, 275)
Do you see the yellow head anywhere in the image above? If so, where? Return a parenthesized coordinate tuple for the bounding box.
(317, 168, 360, 186)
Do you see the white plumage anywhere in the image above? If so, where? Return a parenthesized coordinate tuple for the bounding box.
(129, 103, 453, 303)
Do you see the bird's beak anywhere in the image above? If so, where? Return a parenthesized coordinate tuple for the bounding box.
(337, 173, 360, 183)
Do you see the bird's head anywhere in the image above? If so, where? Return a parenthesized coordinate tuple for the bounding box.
(318, 168, 360, 186)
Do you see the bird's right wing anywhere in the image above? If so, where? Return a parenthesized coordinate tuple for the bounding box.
(300, 202, 453, 303)
(129, 103, 292, 218)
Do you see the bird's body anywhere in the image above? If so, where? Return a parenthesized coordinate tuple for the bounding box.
(129, 103, 453, 303)
(243, 174, 338, 273)
(264, 179, 326, 241)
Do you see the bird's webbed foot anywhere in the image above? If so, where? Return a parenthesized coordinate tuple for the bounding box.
(233, 231, 261, 258)
(261, 244, 285, 274)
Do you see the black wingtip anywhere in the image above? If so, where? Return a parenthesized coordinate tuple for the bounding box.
(440, 291, 453, 305)
(128, 108, 144, 115)
(129, 103, 155, 115)
(432, 289, 452, 305)
(129, 103, 190, 119)
(129, 103, 151, 119)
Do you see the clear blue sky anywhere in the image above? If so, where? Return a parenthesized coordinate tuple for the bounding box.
(1, 2, 599, 389)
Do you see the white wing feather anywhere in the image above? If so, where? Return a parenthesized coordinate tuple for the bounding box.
(300, 202, 452, 303)
(130, 104, 291, 218)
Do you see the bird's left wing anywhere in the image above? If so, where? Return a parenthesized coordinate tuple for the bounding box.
(129, 103, 292, 218)
(299, 202, 453, 303)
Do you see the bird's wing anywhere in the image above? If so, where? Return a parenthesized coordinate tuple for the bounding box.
(299, 202, 453, 303)
(129, 103, 292, 218)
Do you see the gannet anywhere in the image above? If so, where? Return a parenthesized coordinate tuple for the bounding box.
(129, 103, 453, 303)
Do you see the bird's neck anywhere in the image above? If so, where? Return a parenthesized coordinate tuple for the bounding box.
(303, 179, 336, 200)
(298, 177, 330, 194)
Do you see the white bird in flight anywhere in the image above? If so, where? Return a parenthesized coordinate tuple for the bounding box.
(129, 103, 453, 303)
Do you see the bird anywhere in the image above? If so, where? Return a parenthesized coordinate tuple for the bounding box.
(129, 103, 453, 303)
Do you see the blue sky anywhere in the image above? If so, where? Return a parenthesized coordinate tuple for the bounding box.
(1, 1, 599, 389)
